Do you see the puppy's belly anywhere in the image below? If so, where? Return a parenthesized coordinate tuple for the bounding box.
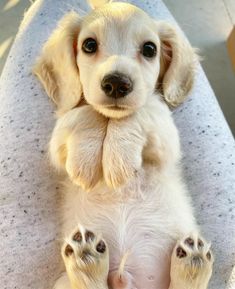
(61, 170, 196, 289)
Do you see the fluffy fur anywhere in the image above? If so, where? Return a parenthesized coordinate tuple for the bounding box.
(34, 2, 213, 289)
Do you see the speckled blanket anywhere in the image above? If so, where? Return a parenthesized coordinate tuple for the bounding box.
(0, 0, 234, 288)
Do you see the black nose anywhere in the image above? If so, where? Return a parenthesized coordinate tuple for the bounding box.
(101, 73, 133, 98)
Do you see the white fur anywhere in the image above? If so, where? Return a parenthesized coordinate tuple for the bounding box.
(34, 2, 213, 289)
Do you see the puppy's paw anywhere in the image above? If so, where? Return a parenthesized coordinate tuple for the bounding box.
(102, 119, 144, 189)
(170, 234, 213, 289)
(49, 106, 108, 191)
(103, 149, 141, 189)
(62, 226, 109, 288)
(65, 144, 102, 191)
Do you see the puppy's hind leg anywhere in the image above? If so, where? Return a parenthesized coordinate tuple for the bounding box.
(169, 234, 213, 289)
(60, 226, 109, 289)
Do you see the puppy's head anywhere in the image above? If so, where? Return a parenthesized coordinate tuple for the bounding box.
(34, 2, 197, 118)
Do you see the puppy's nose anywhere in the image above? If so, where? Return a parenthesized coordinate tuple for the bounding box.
(101, 73, 133, 98)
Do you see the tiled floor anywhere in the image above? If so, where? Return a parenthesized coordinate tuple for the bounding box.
(0, 0, 234, 135)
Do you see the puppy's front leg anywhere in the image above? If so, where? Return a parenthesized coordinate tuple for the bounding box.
(102, 116, 146, 188)
(50, 106, 108, 191)
(103, 99, 182, 188)
(137, 100, 181, 170)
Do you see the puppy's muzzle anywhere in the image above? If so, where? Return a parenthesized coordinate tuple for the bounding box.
(101, 72, 133, 99)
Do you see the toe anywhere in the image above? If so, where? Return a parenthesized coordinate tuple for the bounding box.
(73, 231, 83, 242)
(85, 230, 95, 242)
(96, 240, 106, 253)
(197, 238, 204, 249)
(206, 251, 212, 261)
(184, 237, 195, 248)
(65, 244, 74, 257)
(176, 246, 187, 258)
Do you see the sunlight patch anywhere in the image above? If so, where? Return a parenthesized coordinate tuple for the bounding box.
(3, 0, 21, 11)
(0, 37, 13, 58)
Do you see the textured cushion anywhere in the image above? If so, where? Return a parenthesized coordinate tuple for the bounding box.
(0, 0, 234, 289)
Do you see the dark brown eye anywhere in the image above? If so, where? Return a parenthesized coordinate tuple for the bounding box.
(82, 38, 97, 54)
(141, 42, 157, 58)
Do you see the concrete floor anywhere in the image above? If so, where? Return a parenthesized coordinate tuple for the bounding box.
(0, 0, 234, 135)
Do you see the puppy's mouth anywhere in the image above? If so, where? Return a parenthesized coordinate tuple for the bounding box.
(94, 103, 134, 119)
(81, 93, 135, 118)
(104, 105, 128, 111)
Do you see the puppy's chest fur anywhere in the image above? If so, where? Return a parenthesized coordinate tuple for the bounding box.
(61, 167, 196, 289)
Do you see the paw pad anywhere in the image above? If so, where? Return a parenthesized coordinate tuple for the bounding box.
(65, 244, 74, 256)
(63, 227, 108, 266)
(184, 237, 205, 250)
(85, 231, 95, 242)
(176, 246, 187, 258)
(198, 239, 204, 248)
(62, 225, 109, 284)
(73, 231, 82, 242)
(184, 237, 194, 248)
(172, 235, 213, 287)
(96, 240, 106, 253)
(206, 251, 212, 261)
(175, 235, 213, 267)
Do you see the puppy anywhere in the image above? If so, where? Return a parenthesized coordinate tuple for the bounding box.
(34, 1, 213, 289)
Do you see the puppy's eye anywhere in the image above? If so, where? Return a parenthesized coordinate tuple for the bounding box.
(141, 42, 157, 58)
(82, 38, 97, 54)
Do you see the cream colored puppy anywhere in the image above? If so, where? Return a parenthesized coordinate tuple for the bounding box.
(34, 2, 213, 289)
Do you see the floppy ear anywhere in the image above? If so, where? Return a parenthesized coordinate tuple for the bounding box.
(33, 12, 82, 113)
(87, 0, 112, 9)
(156, 21, 198, 107)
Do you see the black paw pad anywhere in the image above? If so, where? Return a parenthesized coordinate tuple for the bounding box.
(206, 251, 212, 261)
(96, 240, 106, 253)
(184, 237, 194, 248)
(176, 246, 187, 258)
(65, 244, 74, 256)
(85, 231, 95, 242)
(73, 231, 82, 242)
(198, 238, 204, 248)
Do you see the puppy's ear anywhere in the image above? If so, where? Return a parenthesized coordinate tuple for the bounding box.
(88, 0, 112, 9)
(33, 12, 82, 113)
(156, 21, 198, 107)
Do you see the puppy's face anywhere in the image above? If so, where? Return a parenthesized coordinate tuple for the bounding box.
(34, 2, 196, 117)
(77, 3, 161, 118)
